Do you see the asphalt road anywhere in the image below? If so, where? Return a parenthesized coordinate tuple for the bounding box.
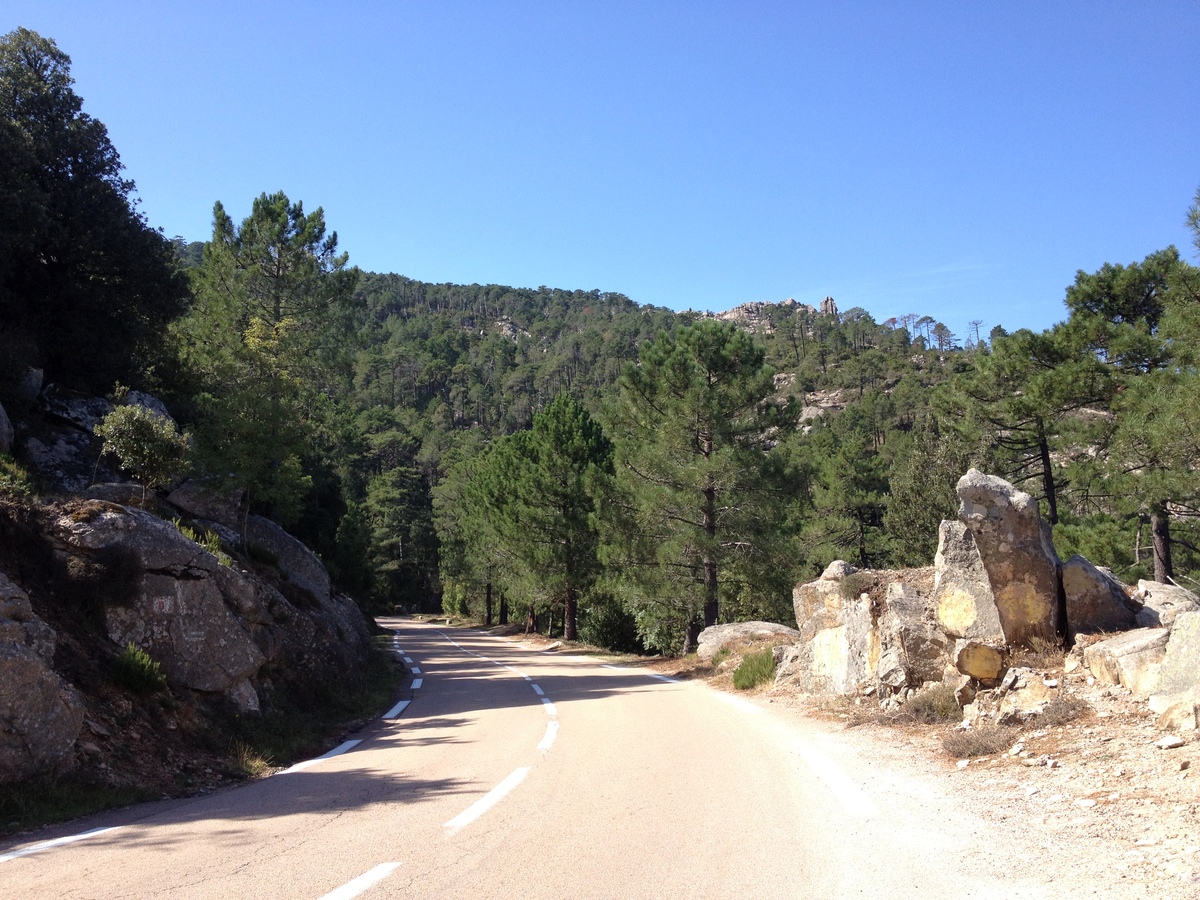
(1, 619, 1102, 898)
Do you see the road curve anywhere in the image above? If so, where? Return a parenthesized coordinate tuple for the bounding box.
(0, 620, 1146, 898)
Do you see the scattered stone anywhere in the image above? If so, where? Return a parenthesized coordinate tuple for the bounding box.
(954, 639, 1005, 683)
(957, 759, 970, 769)
(1077, 798, 1097, 808)
(956, 470, 1061, 646)
(1156, 735, 1186, 750)
(1156, 701, 1199, 733)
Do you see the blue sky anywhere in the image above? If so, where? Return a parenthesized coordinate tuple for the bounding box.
(9, 2, 1199, 337)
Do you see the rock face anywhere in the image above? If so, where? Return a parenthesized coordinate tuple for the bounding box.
(1083, 628, 1170, 697)
(51, 501, 371, 702)
(956, 469, 1061, 646)
(876, 583, 950, 689)
(932, 521, 1004, 642)
(696, 621, 800, 660)
(1061, 555, 1139, 638)
(168, 479, 244, 529)
(1133, 581, 1199, 629)
(0, 572, 83, 783)
(954, 639, 1005, 684)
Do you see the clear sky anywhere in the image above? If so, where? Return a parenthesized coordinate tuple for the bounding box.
(8, 2, 1199, 337)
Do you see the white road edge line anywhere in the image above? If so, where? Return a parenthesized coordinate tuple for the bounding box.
(0, 827, 121, 863)
(648, 673, 680, 684)
(521, 673, 532, 681)
(531, 684, 545, 696)
(793, 743, 879, 819)
(601, 664, 625, 670)
(318, 862, 402, 900)
(410, 666, 422, 674)
(537, 720, 559, 751)
(383, 699, 411, 719)
(713, 692, 763, 714)
(540, 698, 557, 717)
(281, 739, 363, 774)
(411, 678, 423, 690)
(444, 767, 531, 832)
(402, 657, 413, 664)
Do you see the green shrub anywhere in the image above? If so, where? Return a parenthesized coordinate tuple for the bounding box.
(111, 642, 168, 695)
(0, 452, 37, 499)
(904, 682, 960, 723)
(732, 649, 776, 690)
(94, 404, 190, 502)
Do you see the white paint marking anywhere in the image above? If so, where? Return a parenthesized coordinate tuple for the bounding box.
(402, 656, 413, 664)
(410, 666, 422, 675)
(281, 739, 362, 774)
(601, 664, 626, 671)
(501, 664, 517, 672)
(521, 673, 533, 681)
(713, 692, 763, 714)
(383, 699, 411, 719)
(648, 673, 680, 684)
(793, 743, 879, 819)
(444, 767, 531, 831)
(318, 862, 402, 899)
(531, 684, 545, 696)
(537, 720, 559, 751)
(0, 827, 121, 863)
(566, 655, 590, 662)
(411, 678, 423, 690)
(541, 697, 558, 717)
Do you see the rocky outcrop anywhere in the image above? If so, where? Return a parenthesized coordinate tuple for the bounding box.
(0, 572, 83, 783)
(778, 562, 877, 695)
(168, 479, 243, 529)
(1132, 581, 1199, 629)
(954, 639, 1005, 684)
(1061, 555, 1139, 638)
(932, 521, 1004, 642)
(876, 583, 950, 689)
(696, 621, 800, 660)
(1082, 628, 1170, 697)
(245, 515, 331, 606)
(956, 469, 1061, 646)
(49, 501, 371, 706)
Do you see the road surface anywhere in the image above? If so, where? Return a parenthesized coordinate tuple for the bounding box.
(0, 619, 1141, 898)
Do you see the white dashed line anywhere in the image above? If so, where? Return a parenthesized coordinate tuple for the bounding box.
(411, 678, 423, 690)
(444, 767, 531, 832)
(410, 666, 422, 674)
(792, 742, 879, 819)
(537, 720, 559, 751)
(648, 673, 680, 684)
(521, 673, 533, 681)
(531, 684, 545, 696)
(402, 657, 413, 664)
(540, 697, 557, 717)
(383, 699, 411, 719)
(318, 862, 402, 899)
(0, 827, 122, 863)
(280, 739, 362, 774)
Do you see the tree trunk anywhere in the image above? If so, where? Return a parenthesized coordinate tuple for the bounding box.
(1037, 422, 1058, 525)
(484, 581, 493, 627)
(499, 593, 509, 626)
(1151, 502, 1174, 582)
(524, 606, 535, 635)
(702, 445, 718, 628)
(683, 617, 703, 655)
(564, 588, 577, 641)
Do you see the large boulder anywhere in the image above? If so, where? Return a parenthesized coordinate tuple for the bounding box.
(779, 563, 877, 695)
(0, 573, 83, 783)
(1083, 628, 1170, 697)
(1061, 554, 1139, 638)
(1132, 581, 1199, 629)
(956, 470, 1061, 646)
(168, 479, 244, 530)
(876, 583, 951, 689)
(245, 515, 331, 605)
(931, 520, 1004, 643)
(697, 621, 800, 660)
(1149, 611, 1200, 715)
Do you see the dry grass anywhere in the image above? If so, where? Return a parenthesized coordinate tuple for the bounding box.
(1010, 635, 1065, 671)
(1038, 694, 1092, 727)
(943, 725, 1020, 759)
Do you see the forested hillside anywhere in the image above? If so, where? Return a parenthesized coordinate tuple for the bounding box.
(4, 27, 1200, 657)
